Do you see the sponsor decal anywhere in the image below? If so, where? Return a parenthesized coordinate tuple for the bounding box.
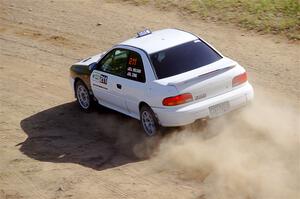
(92, 74, 100, 80)
(195, 93, 207, 100)
(127, 71, 138, 78)
(92, 84, 108, 90)
(132, 73, 138, 78)
(132, 68, 141, 73)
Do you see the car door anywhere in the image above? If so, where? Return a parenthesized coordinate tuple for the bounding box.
(90, 49, 128, 113)
(120, 49, 148, 118)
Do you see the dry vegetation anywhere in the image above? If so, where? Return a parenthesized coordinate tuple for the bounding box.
(122, 0, 300, 40)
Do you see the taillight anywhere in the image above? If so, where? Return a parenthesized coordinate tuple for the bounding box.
(162, 93, 193, 106)
(232, 72, 247, 87)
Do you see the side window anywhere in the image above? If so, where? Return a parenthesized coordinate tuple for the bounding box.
(98, 48, 146, 83)
(126, 51, 146, 83)
(98, 50, 114, 72)
(112, 49, 128, 77)
(98, 49, 128, 77)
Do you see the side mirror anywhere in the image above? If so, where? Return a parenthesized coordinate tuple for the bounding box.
(88, 63, 97, 72)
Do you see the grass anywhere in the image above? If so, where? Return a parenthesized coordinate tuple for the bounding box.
(122, 0, 300, 40)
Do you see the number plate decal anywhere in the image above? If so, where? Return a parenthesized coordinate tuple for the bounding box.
(92, 72, 108, 90)
(99, 74, 108, 85)
(209, 101, 230, 118)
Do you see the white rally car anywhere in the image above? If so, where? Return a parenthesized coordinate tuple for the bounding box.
(70, 29, 254, 136)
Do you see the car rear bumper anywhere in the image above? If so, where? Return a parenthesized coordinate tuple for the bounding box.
(152, 83, 254, 127)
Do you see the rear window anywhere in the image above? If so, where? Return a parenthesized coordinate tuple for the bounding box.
(150, 40, 222, 79)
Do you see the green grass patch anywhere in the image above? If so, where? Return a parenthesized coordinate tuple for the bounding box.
(122, 0, 300, 40)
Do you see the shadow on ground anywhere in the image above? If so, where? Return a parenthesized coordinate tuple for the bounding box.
(19, 102, 160, 170)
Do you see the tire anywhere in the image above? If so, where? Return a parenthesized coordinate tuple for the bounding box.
(140, 105, 160, 136)
(75, 80, 93, 111)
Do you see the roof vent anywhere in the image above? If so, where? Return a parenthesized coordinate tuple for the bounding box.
(136, 29, 152, 38)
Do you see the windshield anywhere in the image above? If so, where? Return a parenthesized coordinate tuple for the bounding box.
(150, 40, 222, 79)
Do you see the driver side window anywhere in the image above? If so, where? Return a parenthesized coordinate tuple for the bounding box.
(98, 49, 128, 77)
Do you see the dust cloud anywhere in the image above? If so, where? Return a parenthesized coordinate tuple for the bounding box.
(152, 90, 300, 199)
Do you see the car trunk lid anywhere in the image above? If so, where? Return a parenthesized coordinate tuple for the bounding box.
(155, 58, 239, 102)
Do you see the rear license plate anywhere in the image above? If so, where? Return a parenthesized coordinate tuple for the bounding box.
(209, 101, 230, 118)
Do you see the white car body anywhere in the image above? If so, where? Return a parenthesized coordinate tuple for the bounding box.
(71, 29, 254, 128)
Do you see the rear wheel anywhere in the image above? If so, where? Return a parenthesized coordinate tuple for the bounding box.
(140, 105, 160, 136)
(75, 80, 92, 111)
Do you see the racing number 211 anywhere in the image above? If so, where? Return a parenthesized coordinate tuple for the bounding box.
(128, 57, 137, 66)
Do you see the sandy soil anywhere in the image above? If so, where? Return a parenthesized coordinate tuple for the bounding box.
(0, 0, 299, 199)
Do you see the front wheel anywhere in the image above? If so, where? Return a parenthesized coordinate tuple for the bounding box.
(75, 80, 92, 111)
(140, 105, 160, 136)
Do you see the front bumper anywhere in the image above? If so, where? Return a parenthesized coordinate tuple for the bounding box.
(70, 77, 75, 97)
(152, 83, 254, 127)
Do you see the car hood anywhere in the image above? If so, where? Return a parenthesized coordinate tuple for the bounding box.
(73, 52, 106, 66)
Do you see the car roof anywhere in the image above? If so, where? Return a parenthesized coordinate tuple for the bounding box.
(119, 29, 198, 54)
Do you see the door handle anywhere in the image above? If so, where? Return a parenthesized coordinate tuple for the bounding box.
(116, 84, 122, 89)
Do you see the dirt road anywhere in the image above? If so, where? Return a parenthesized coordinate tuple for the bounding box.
(0, 0, 299, 199)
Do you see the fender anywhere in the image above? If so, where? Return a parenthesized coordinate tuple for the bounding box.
(70, 52, 106, 92)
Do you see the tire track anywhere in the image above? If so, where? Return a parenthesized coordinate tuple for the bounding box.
(0, 169, 47, 199)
